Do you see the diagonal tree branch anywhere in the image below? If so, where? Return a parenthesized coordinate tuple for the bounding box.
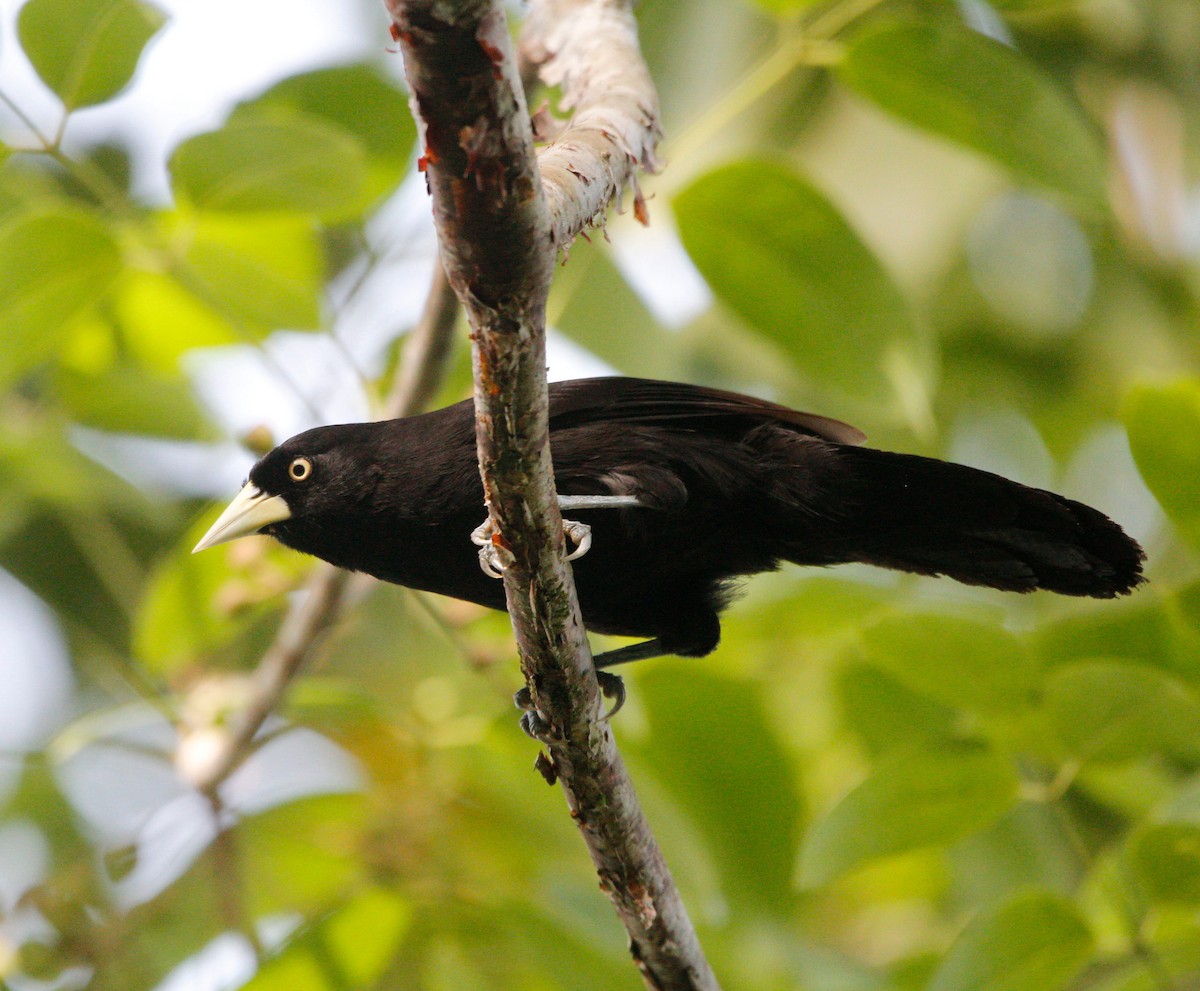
(385, 1, 718, 988)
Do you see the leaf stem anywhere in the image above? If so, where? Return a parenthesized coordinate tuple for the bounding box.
(662, 0, 887, 181)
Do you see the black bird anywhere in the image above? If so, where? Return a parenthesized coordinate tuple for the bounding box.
(196, 377, 1144, 668)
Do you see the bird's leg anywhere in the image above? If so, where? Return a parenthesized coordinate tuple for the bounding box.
(556, 495, 643, 510)
(472, 494, 642, 577)
(592, 638, 669, 668)
(492, 491, 646, 731)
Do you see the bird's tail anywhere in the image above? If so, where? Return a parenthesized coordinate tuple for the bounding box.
(795, 445, 1145, 598)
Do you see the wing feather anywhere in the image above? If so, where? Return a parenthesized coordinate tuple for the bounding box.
(547, 377, 865, 445)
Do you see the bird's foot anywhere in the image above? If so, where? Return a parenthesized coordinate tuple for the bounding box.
(513, 670, 626, 737)
(513, 685, 555, 742)
(470, 518, 510, 579)
(470, 515, 592, 577)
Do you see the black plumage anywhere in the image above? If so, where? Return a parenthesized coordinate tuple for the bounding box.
(198, 377, 1144, 662)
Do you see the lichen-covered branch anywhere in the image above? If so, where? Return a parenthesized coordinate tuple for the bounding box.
(385, 2, 717, 988)
(523, 0, 662, 241)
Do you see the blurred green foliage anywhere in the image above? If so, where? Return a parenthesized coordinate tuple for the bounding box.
(1, 0, 1199, 988)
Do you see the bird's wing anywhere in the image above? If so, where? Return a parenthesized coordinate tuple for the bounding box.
(547, 377, 866, 445)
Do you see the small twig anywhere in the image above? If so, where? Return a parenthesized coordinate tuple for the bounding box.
(386, 1, 717, 987)
(383, 262, 459, 417)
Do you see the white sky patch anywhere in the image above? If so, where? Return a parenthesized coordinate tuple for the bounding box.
(186, 331, 373, 441)
(948, 408, 1054, 491)
(71, 430, 251, 498)
(547, 329, 619, 381)
(608, 219, 713, 328)
(55, 708, 363, 909)
(955, 0, 1013, 45)
(0, 570, 74, 752)
(0, 820, 48, 915)
(220, 726, 364, 818)
(152, 931, 259, 991)
(330, 175, 442, 368)
(1064, 424, 1163, 548)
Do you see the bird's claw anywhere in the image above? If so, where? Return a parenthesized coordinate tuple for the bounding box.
(477, 546, 505, 579)
(471, 519, 508, 579)
(471, 516, 592, 577)
(597, 671, 627, 720)
(563, 519, 592, 561)
(514, 687, 556, 742)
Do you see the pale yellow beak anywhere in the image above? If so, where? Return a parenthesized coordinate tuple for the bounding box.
(192, 484, 292, 553)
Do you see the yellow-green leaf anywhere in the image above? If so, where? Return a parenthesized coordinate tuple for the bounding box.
(170, 111, 368, 219)
(838, 19, 1106, 211)
(177, 212, 323, 330)
(1128, 823, 1200, 905)
(800, 745, 1018, 887)
(1044, 661, 1200, 763)
(19, 0, 166, 110)
(927, 890, 1092, 991)
(861, 613, 1039, 715)
(1123, 379, 1200, 550)
(0, 208, 121, 386)
(674, 159, 920, 401)
(244, 885, 410, 991)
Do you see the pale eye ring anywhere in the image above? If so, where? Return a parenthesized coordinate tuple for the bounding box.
(288, 457, 313, 482)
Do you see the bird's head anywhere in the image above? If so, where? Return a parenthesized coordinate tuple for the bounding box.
(192, 423, 383, 555)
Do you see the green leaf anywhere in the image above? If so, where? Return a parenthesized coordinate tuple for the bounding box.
(56, 363, 214, 440)
(177, 212, 324, 330)
(927, 890, 1092, 991)
(838, 19, 1106, 210)
(0, 208, 121, 387)
(170, 111, 368, 219)
(19, 0, 166, 110)
(836, 661, 958, 757)
(240, 795, 370, 919)
(989, 0, 1078, 6)
(752, 0, 825, 12)
(860, 613, 1039, 715)
(1122, 379, 1200, 549)
(1043, 662, 1200, 763)
(1170, 578, 1200, 660)
(0, 424, 169, 654)
(1036, 598, 1200, 684)
(133, 513, 297, 674)
(951, 803, 1087, 905)
(1128, 823, 1200, 905)
(634, 663, 803, 914)
(115, 269, 242, 372)
(799, 745, 1018, 887)
(245, 886, 409, 991)
(673, 159, 920, 400)
(233, 65, 414, 212)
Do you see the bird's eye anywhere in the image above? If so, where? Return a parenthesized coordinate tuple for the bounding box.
(288, 457, 313, 482)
